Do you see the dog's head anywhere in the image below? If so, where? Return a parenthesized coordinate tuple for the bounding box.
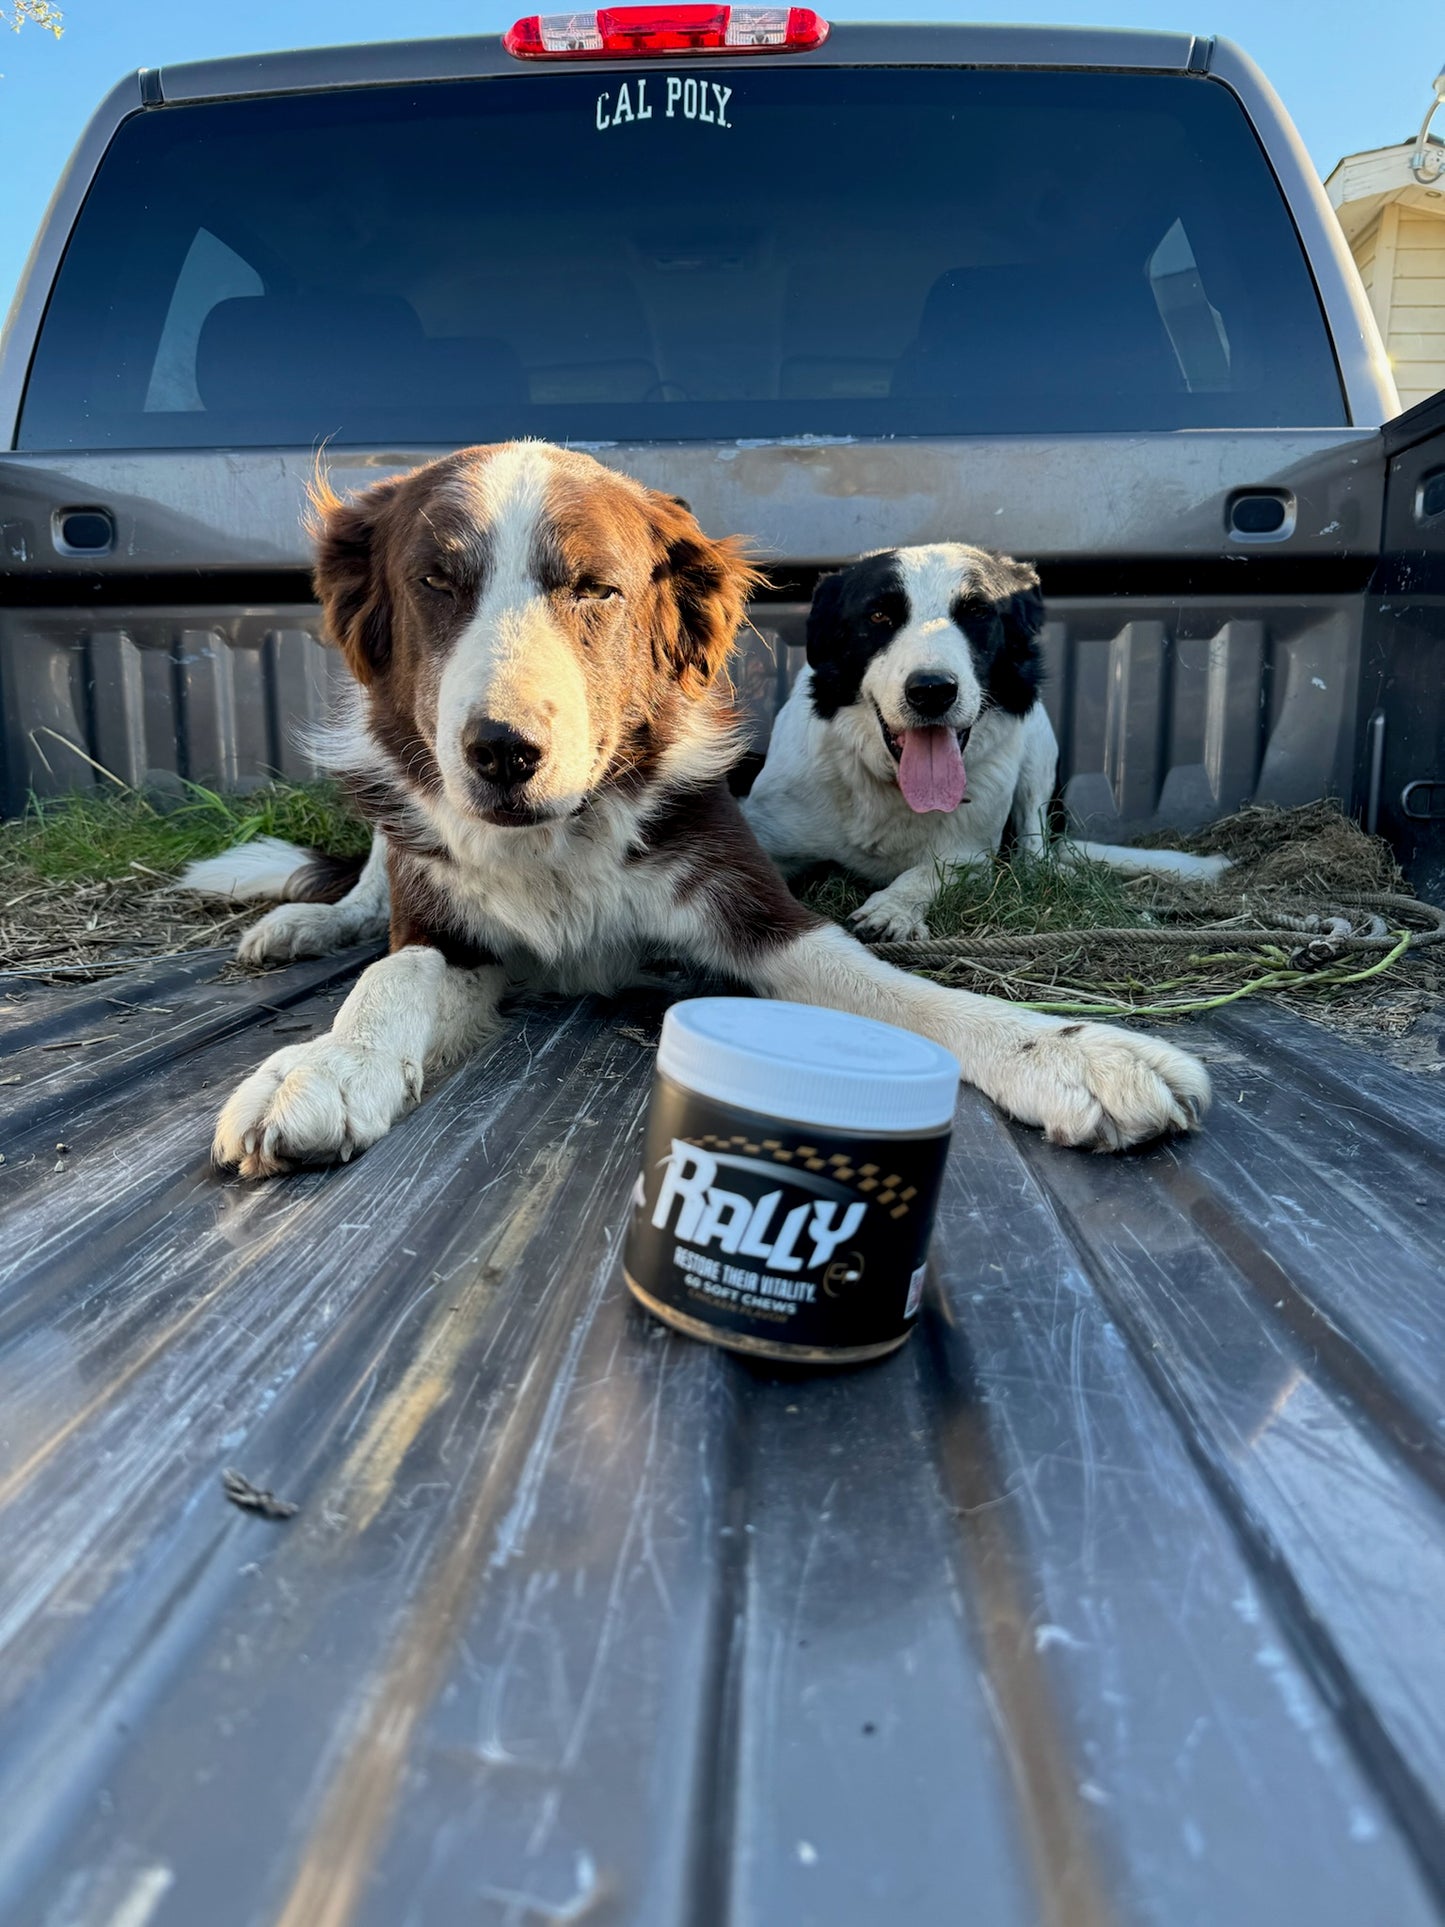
(310, 443, 757, 828)
(805, 545, 1044, 814)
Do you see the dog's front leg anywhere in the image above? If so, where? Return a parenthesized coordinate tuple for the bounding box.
(213, 946, 505, 1179)
(237, 830, 392, 966)
(850, 859, 984, 943)
(748, 921, 1209, 1151)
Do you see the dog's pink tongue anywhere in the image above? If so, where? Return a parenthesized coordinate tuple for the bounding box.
(897, 726, 967, 813)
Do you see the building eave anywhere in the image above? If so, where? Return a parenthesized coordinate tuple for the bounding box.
(1326, 141, 1445, 242)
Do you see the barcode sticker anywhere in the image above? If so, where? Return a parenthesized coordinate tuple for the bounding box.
(906, 1264, 927, 1319)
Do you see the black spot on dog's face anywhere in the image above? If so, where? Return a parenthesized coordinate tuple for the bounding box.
(949, 583, 1046, 719)
(804, 551, 909, 720)
(805, 547, 1045, 724)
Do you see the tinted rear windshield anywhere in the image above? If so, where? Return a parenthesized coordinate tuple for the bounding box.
(18, 66, 1346, 450)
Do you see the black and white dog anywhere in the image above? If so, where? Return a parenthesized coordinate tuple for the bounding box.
(183, 447, 1209, 1174)
(743, 545, 1227, 941)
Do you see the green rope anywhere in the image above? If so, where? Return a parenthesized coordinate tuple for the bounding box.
(862, 890, 1441, 1019)
(1008, 928, 1414, 1019)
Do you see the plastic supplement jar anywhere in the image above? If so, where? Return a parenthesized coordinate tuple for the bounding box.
(622, 998, 957, 1364)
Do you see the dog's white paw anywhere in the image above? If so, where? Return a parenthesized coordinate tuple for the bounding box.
(997, 1019, 1209, 1151)
(213, 1037, 423, 1178)
(236, 903, 368, 967)
(237, 904, 339, 967)
(850, 891, 932, 944)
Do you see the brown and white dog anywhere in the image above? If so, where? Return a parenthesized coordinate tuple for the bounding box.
(185, 442, 1209, 1177)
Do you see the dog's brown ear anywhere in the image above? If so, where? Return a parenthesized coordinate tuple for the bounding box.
(307, 472, 404, 685)
(646, 492, 761, 700)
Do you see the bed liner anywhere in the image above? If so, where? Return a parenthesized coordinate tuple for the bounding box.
(0, 949, 1441, 1926)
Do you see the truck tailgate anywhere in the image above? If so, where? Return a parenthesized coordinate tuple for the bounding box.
(0, 958, 1440, 1926)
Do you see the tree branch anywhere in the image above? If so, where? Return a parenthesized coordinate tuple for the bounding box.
(2, 2, 65, 38)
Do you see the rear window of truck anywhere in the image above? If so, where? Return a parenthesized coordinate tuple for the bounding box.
(17, 66, 1346, 450)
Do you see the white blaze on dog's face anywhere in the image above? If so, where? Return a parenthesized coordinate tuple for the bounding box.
(805, 543, 1046, 814)
(307, 443, 756, 830)
(431, 446, 595, 820)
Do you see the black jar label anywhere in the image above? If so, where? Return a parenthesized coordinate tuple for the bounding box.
(623, 1076, 950, 1355)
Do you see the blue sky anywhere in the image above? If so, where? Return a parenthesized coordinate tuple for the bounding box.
(0, 0, 1440, 326)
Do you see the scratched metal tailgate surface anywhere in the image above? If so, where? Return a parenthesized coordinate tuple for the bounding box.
(0, 953, 1442, 1927)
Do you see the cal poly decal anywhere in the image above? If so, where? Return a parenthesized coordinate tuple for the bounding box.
(595, 75, 733, 131)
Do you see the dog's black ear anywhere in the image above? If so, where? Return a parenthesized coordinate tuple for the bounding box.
(804, 571, 851, 719)
(805, 571, 847, 664)
(308, 472, 404, 685)
(991, 584, 1046, 717)
(1005, 584, 1044, 645)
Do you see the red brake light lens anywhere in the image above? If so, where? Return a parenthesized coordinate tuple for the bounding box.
(503, 5, 829, 58)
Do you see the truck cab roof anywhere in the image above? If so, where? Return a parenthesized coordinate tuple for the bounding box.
(151, 22, 1211, 102)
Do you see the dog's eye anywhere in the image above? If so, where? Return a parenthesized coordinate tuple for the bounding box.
(867, 608, 892, 626)
(574, 581, 621, 603)
(420, 574, 456, 597)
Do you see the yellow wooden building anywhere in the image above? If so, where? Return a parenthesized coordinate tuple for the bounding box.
(1327, 77, 1445, 412)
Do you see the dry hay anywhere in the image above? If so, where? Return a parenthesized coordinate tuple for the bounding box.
(0, 781, 367, 981)
(1153, 798, 1402, 892)
(0, 871, 259, 980)
(2, 791, 1441, 1053)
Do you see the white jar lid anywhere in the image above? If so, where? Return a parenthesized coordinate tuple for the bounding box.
(657, 998, 958, 1134)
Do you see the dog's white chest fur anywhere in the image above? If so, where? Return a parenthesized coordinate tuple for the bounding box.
(422, 805, 685, 982)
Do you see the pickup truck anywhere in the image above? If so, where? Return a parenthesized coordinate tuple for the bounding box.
(0, 19, 1442, 1927)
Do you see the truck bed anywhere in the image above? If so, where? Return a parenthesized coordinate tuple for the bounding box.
(0, 951, 1440, 1925)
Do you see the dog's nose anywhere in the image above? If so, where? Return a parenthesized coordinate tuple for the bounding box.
(903, 671, 959, 720)
(462, 717, 542, 790)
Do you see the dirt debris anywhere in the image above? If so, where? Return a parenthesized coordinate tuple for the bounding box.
(222, 1468, 299, 1521)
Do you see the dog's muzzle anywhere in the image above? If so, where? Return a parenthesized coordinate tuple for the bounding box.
(873, 701, 973, 764)
(872, 697, 974, 815)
